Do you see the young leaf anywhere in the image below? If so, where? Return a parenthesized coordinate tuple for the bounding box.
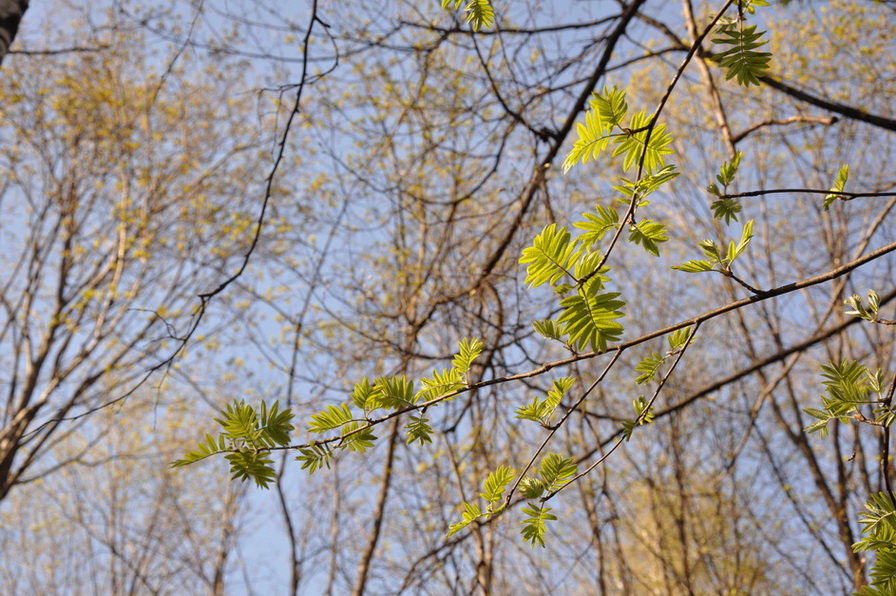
(464, 0, 494, 31)
(481, 465, 515, 504)
(698, 238, 724, 263)
(557, 291, 625, 353)
(717, 151, 743, 187)
(257, 400, 294, 447)
(575, 205, 620, 248)
(447, 501, 482, 537)
(339, 422, 377, 452)
(170, 432, 228, 468)
(533, 319, 565, 341)
(416, 368, 464, 403)
(726, 219, 754, 262)
(405, 415, 434, 445)
(712, 23, 772, 87)
(628, 219, 668, 257)
(824, 164, 849, 210)
(563, 86, 626, 172)
(295, 443, 334, 474)
(515, 398, 553, 424)
(539, 453, 578, 491)
(711, 198, 742, 224)
(671, 259, 715, 273)
(369, 376, 415, 410)
(518, 477, 546, 499)
(519, 224, 581, 289)
(613, 165, 679, 201)
(351, 377, 376, 410)
(612, 110, 674, 173)
(634, 353, 665, 384)
(225, 450, 277, 489)
(308, 403, 354, 433)
(452, 337, 483, 375)
(668, 326, 692, 350)
(520, 503, 558, 548)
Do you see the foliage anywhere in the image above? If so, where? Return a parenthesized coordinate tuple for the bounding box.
(711, 22, 772, 87)
(172, 400, 295, 489)
(441, 0, 494, 31)
(147, 0, 896, 589)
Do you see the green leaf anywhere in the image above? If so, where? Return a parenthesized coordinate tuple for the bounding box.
(518, 477, 546, 499)
(612, 110, 674, 173)
(634, 352, 665, 384)
(557, 291, 625, 352)
(698, 238, 724, 263)
(339, 422, 377, 452)
(671, 259, 715, 273)
(405, 415, 434, 445)
(519, 224, 581, 289)
(520, 503, 557, 548)
(711, 198, 742, 224)
(628, 219, 668, 257)
(216, 400, 261, 443)
(855, 492, 896, 552)
(824, 164, 849, 210)
(351, 377, 376, 410)
(464, 0, 494, 31)
(447, 501, 482, 537)
(575, 205, 620, 248)
(573, 251, 611, 296)
(591, 85, 628, 129)
(539, 453, 578, 491)
(225, 450, 277, 489)
(481, 465, 515, 504)
(452, 337, 483, 374)
(668, 326, 692, 350)
(257, 400, 295, 447)
(613, 165, 679, 201)
(547, 377, 575, 408)
(515, 398, 553, 424)
(632, 395, 654, 424)
(368, 376, 415, 410)
(726, 219, 754, 262)
(416, 368, 464, 403)
(563, 86, 626, 172)
(516, 377, 575, 425)
(716, 151, 743, 187)
(533, 319, 565, 341)
(308, 403, 354, 433)
(805, 360, 879, 438)
(170, 432, 228, 467)
(295, 443, 334, 474)
(623, 396, 655, 439)
(712, 23, 772, 87)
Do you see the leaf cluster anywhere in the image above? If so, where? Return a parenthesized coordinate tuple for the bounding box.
(854, 493, 896, 595)
(563, 86, 673, 174)
(516, 377, 576, 426)
(706, 151, 744, 223)
(447, 465, 515, 537)
(803, 360, 890, 438)
(171, 400, 295, 489)
(516, 454, 577, 547)
(672, 220, 754, 276)
(520, 223, 626, 352)
(441, 0, 494, 31)
(712, 22, 772, 87)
